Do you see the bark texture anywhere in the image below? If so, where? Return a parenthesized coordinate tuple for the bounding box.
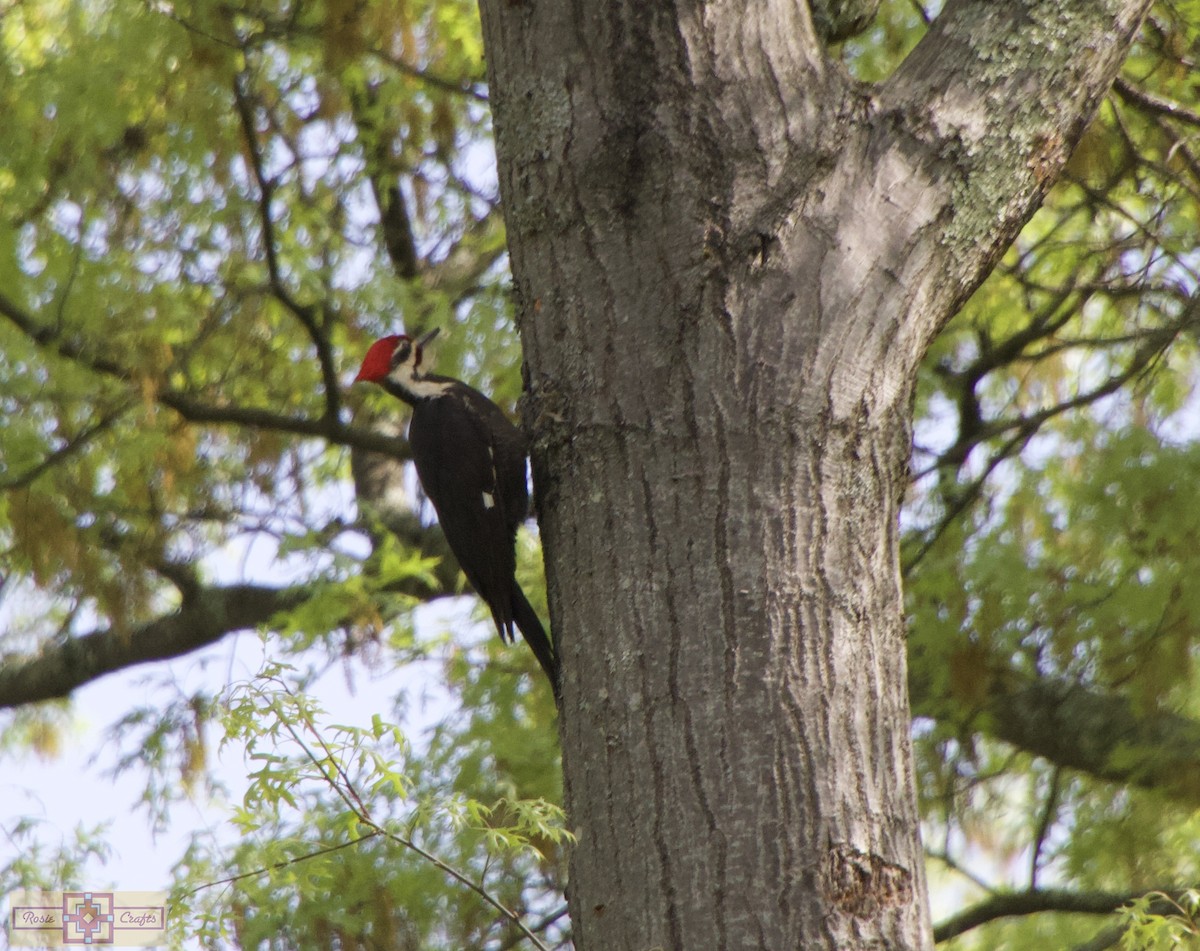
(475, 1, 1152, 947)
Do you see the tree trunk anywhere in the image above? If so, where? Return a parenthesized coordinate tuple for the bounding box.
(476, 1, 1152, 947)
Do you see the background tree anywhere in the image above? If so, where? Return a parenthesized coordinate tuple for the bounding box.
(1, 1, 1199, 949)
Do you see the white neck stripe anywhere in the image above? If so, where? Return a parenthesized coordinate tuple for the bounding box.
(388, 363, 452, 399)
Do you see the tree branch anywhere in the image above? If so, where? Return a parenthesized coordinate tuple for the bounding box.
(1112, 75, 1200, 129)
(878, 0, 1154, 343)
(366, 48, 489, 103)
(177, 832, 384, 900)
(1028, 766, 1062, 889)
(0, 523, 468, 713)
(0, 401, 133, 491)
(906, 290, 1198, 570)
(0, 287, 411, 459)
(232, 70, 342, 425)
(911, 655, 1200, 804)
(157, 389, 414, 458)
(933, 887, 1187, 944)
(0, 584, 302, 711)
(494, 904, 570, 951)
(0, 495, 466, 713)
(346, 82, 421, 282)
(269, 678, 554, 951)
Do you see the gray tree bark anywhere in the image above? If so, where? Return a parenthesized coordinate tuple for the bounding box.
(473, 2, 1150, 948)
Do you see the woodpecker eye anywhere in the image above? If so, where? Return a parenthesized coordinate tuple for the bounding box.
(391, 341, 412, 367)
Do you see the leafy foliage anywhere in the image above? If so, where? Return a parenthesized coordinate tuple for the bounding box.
(164, 664, 568, 950)
(1119, 891, 1200, 950)
(899, 2, 1200, 947)
(1, 0, 565, 945)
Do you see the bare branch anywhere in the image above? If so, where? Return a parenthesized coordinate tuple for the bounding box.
(494, 903, 570, 951)
(1029, 766, 1062, 888)
(906, 310, 1190, 570)
(367, 48, 489, 103)
(176, 831, 384, 900)
(231, 70, 342, 425)
(0, 288, 128, 377)
(157, 389, 413, 458)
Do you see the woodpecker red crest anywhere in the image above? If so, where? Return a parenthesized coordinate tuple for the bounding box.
(354, 334, 405, 383)
(354, 328, 438, 384)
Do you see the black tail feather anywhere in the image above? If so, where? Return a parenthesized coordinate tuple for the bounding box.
(511, 585, 559, 695)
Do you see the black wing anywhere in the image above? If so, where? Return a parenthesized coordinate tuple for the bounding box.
(408, 386, 527, 640)
(460, 385, 530, 533)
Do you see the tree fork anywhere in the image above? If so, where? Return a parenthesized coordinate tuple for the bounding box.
(478, 1, 1152, 947)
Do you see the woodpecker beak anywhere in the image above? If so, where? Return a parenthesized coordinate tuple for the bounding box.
(416, 327, 440, 348)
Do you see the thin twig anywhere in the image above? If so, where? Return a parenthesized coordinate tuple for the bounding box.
(495, 903, 570, 951)
(269, 680, 554, 951)
(367, 48, 489, 103)
(1029, 766, 1062, 889)
(174, 832, 382, 900)
(0, 402, 133, 491)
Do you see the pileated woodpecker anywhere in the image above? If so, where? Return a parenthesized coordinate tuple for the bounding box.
(354, 329, 558, 691)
